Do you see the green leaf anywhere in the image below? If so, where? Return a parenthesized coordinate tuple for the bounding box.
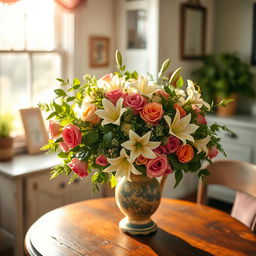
(46, 111, 57, 120)
(73, 78, 81, 86)
(198, 168, 210, 178)
(54, 89, 66, 97)
(115, 50, 123, 67)
(68, 173, 79, 184)
(103, 131, 112, 144)
(84, 131, 99, 145)
(53, 102, 62, 112)
(174, 170, 183, 188)
(58, 152, 69, 158)
(110, 174, 117, 188)
(176, 76, 184, 88)
(67, 96, 75, 102)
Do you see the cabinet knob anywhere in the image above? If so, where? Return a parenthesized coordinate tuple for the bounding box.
(59, 182, 66, 189)
(74, 179, 80, 184)
(33, 182, 38, 191)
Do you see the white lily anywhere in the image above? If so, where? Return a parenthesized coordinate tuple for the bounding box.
(95, 98, 127, 126)
(129, 76, 161, 98)
(164, 109, 199, 144)
(98, 74, 125, 92)
(104, 148, 141, 181)
(184, 80, 210, 110)
(194, 135, 211, 154)
(121, 130, 160, 163)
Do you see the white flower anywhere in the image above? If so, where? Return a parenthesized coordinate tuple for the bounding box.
(194, 135, 210, 154)
(95, 98, 127, 126)
(164, 109, 199, 144)
(183, 80, 210, 110)
(104, 148, 141, 181)
(121, 130, 160, 163)
(129, 76, 161, 98)
(98, 74, 125, 92)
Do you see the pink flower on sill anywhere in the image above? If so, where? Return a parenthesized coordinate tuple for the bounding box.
(49, 120, 62, 140)
(68, 158, 88, 178)
(59, 142, 69, 152)
(62, 124, 82, 149)
(208, 146, 219, 159)
(146, 154, 168, 178)
(124, 93, 147, 114)
(95, 155, 108, 167)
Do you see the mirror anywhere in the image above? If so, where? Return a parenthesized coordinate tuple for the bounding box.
(180, 3, 207, 60)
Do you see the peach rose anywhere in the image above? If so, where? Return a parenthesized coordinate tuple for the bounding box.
(174, 104, 186, 118)
(49, 120, 62, 140)
(81, 103, 100, 125)
(135, 155, 148, 165)
(146, 154, 168, 178)
(100, 73, 113, 83)
(95, 155, 108, 166)
(208, 146, 218, 159)
(140, 102, 164, 125)
(67, 158, 88, 177)
(156, 90, 169, 101)
(59, 142, 69, 152)
(176, 144, 194, 163)
(62, 124, 82, 149)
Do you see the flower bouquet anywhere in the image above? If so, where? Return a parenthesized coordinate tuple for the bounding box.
(40, 51, 230, 189)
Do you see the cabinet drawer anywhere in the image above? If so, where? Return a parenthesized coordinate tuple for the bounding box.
(217, 126, 255, 147)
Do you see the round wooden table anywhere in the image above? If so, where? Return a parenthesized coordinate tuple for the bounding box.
(25, 198, 256, 256)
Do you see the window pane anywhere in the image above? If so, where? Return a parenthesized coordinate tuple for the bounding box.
(127, 9, 147, 49)
(32, 53, 61, 106)
(0, 54, 29, 133)
(25, 0, 55, 50)
(0, 2, 25, 50)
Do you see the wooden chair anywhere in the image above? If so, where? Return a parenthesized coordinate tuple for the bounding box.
(197, 159, 256, 232)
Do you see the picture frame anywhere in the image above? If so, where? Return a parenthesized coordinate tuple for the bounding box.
(19, 108, 48, 154)
(89, 36, 110, 67)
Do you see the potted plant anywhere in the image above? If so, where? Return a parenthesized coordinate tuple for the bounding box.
(192, 53, 255, 116)
(0, 113, 14, 161)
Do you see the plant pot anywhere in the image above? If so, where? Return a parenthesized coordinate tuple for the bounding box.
(216, 93, 238, 117)
(115, 174, 161, 235)
(0, 136, 14, 161)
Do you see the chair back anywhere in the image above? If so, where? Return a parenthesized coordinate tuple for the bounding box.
(197, 159, 256, 232)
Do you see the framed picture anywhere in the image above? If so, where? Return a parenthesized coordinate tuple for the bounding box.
(89, 36, 110, 67)
(19, 108, 48, 154)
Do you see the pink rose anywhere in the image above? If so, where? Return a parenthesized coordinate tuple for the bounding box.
(49, 120, 62, 140)
(95, 155, 108, 166)
(105, 89, 124, 105)
(165, 136, 181, 154)
(164, 164, 173, 176)
(124, 93, 147, 113)
(153, 146, 167, 154)
(67, 158, 88, 178)
(59, 142, 69, 152)
(146, 154, 168, 178)
(196, 113, 207, 124)
(62, 124, 82, 149)
(208, 146, 218, 159)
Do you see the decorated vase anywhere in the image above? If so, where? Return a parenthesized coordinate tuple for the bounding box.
(115, 173, 162, 235)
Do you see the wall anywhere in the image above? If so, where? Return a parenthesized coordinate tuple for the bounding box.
(74, 0, 115, 80)
(158, 0, 215, 80)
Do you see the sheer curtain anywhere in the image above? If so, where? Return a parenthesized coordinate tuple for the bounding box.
(0, 0, 86, 11)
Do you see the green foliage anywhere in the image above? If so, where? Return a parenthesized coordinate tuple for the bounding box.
(0, 113, 13, 137)
(192, 52, 255, 103)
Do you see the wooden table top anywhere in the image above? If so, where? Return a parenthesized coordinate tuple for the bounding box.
(25, 197, 256, 256)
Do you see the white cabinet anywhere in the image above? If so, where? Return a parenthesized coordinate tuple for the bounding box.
(206, 115, 256, 203)
(0, 154, 103, 256)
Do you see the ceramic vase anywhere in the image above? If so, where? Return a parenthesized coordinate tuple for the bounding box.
(115, 173, 162, 235)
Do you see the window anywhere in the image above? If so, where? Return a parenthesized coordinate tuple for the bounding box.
(0, 0, 65, 135)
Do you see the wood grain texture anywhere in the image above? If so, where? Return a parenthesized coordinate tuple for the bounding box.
(25, 198, 256, 256)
